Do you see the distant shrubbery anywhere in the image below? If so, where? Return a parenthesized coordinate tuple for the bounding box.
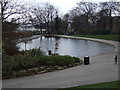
(3, 32, 32, 39)
(2, 48, 82, 78)
(32, 31, 41, 35)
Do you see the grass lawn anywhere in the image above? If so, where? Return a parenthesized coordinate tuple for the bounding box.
(59, 81, 119, 89)
(71, 35, 119, 41)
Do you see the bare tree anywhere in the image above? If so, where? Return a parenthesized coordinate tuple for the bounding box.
(1, 0, 28, 22)
(68, 1, 98, 34)
(100, 2, 119, 17)
(30, 6, 45, 33)
(44, 3, 58, 34)
(66, 1, 119, 35)
(77, 1, 98, 34)
(1, 0, 31, 32)
(99, 2, 119, 32)
(62, 13, 69, 33)
(30, 3, 58, 34)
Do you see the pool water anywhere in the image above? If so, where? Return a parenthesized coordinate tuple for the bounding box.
(17, 36, 113, 57)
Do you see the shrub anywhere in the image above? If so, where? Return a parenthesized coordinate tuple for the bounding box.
(2, 42, 20, 56)
(73, 57, 81, 63)
(2, 48, 82, 77)
(51, 55, 76, 66)
(27, 47, 44, 56)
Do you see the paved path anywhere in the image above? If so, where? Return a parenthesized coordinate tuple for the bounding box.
(2, 36, 119, 88)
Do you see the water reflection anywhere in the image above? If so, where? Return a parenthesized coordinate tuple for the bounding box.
(17, 36, 113, 57)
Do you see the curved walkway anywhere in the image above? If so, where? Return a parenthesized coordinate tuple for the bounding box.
(3, 35, 119, 88)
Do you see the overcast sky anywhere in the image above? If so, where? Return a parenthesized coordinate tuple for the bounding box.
(20, 0, 119, 14)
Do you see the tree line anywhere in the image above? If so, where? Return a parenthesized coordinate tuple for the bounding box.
(67, 1, 119, 35)
(1, 0, 120, 35)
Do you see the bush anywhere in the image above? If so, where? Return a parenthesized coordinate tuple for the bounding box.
(2, 42, 21, 56)
(73, 57, 81, 63)
(2, 48, 82, 77)
(53, 56, 75, 66)
(26, 47, 44, 56)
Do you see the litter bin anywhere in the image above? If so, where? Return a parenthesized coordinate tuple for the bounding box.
(48, 50, 52, 55)
(84, 56, 89, 65)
